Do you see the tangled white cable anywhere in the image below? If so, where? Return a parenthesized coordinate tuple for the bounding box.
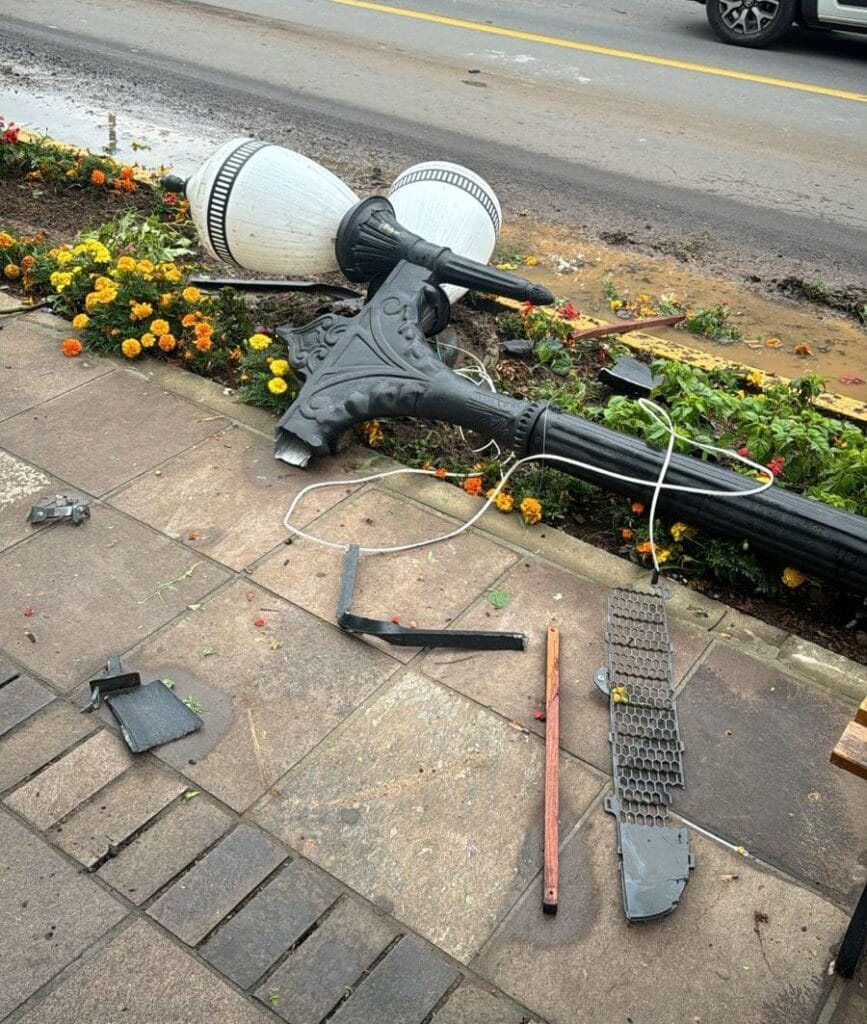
(282, 397, 775, 579)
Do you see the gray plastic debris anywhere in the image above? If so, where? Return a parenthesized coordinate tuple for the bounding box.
(106, 681, 203, 753)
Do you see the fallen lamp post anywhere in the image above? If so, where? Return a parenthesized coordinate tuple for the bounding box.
(165, 139, 867, 591)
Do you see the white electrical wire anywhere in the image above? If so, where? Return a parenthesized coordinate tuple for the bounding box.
(282, 397, 775, 567)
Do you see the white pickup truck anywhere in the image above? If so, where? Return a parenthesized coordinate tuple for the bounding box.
(694, 1, 867, 46)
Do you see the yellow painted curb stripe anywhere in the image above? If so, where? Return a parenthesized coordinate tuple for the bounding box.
(331, 0, 867, 103)
(497, 298, 867, 425)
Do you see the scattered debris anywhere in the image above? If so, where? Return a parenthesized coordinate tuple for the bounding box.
(254, 616, 267, 627)
(22, 606, 34, 617)
(27, 493, 90, 527)
(336, 545, 526, 650)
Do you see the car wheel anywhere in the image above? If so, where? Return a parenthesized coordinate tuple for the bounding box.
(706, 0, 797, 47)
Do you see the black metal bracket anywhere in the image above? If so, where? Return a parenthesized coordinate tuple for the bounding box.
(28, 494, 90, 526)
(83, 655, 141, 711)
(336, 544, 527, 651)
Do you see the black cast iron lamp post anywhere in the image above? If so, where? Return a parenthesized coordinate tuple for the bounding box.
(166, 139, 867, 590)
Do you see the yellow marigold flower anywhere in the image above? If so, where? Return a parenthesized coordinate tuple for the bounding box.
(116, 256, 136, 273)
(269, 359, 290, 377)
(495, 492, 514, 513)
(159, 292, 174, 308)
(136, 259, 155, 275)
(655, 547, 672, 564)
(85, 292, 101, 312)
(72, 313, 90, 330)
(158, 333, 176, 352)
(121, 338, 142, 359)
(746, 370, 765, 389)
(360, 419, 384, 446)
(140, 332, 156, 348)
(268, 377, 288, 395)
(94, 276, 113, 291)
(610, 299, 623, 311)
(181, 312, 199, 328)
(55, 249, 73, 266)
(97, 288, 118, 304)
(130, 302, 153, 321)
(519, 497, 543, 525)
(248, 332, 271, 350)
(670, 521, 695, 542)
(782, 567, 807, 588)
(523, 255, 538, 266)
(163, 265, 182, 283)
(181, 286, 201, 303)
(0, 232, 15, 248)
(150, 319, 170, 337)
(4, 264, 22, 280)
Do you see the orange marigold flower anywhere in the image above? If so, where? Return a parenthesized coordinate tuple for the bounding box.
(620, 527, 634, 541)
(228, 347, 242, 362)
(631, 501, 645, 515)
(61, 337, 83, 357)
(463, 476, 483, 496)
(129, 302, 153, 321)
(150, 319, 170, 336)
(519, 497, 543, 525)
(183, 350, 195, 362)
(158, 333, 176, 352)
(194, 322, 214, 340)
(140, 333, 156, 348)
(0, 232, 14, 248)
(434, 467, 447, 479)
(119, 165, 134, 181)
(195, 335, 212, 353)
(21, 254, 35, 270)
(181, 312, 199, 328)
(782, 567, 807, 588)
(3, 263, 21, 280)
(90, 168, 106, 185)
(635, 540, 654, 555)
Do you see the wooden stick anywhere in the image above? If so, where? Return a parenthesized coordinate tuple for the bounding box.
(543, 625, 561, 914)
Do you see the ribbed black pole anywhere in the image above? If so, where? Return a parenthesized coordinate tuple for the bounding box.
(523, 407, 867, 591)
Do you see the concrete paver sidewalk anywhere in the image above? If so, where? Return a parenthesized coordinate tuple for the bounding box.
(1, 301, 865, 1024)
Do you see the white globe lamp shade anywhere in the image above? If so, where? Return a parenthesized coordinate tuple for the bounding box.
(184, 138, 359, 276)
(387, 161, 502, 304)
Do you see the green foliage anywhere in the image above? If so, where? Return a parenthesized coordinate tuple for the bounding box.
(80, 209, 196, 263)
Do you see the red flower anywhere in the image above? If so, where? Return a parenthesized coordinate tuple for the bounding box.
(254, 616, 266, 627)
(3, 127, 19, 144)
(737, 446, 750, 458)
(766, 456, 786, 477)
(163, 192, 178, 206)
(519, 301, 535, 317)
(558, 301, 579, 320)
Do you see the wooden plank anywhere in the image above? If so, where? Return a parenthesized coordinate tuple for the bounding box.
(830, 721, 867, 782)
(855, 697, 867, 728)
(543, 625, 560, 915)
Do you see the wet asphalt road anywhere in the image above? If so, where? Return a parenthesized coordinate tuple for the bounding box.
(0, 0, 865, 289)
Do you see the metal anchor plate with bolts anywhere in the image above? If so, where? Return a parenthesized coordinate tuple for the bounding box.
(28, 494, 90, 526)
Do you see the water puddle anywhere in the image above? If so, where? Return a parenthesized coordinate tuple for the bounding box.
(0, 63, 219, 169)
(502, 224, 867, 404)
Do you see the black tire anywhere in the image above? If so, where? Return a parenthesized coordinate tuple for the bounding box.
(706, 0, 797, 47)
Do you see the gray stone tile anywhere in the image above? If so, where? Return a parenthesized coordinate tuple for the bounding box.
(201, 859, 340, 988)
(48, 760, 185, 867)
(109, 424, 354, 571)
(134, 580, 399, 811)
(5, 729, 132, 830)
(674, 644, 867, 907)
(252, 486, 519, 662)
(14, 918, 272, 1024)
(0, 505, 229, 688)
(0, 371, 229, 495)
(148, 823, 286, 945)
(332, 934, 458, 1024)
(474, 805, 849, 1024)
(0, 318, 111, 422)
(0, 673, 53, 735)
(253, 670, 603, 962)
(0, 449, 57, 553)
(420, 559, 711, 773)
(832, 987, 867, 1024)
(256, 897, 397, 1024)
(0, 810, 126, 1019)
(431, 983, 526, 1024)
(98, 795, 232, 903)
(0, 701, 96, 792)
